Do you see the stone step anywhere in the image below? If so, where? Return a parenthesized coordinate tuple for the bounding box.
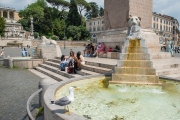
(109, 81, 162, 85)
(120, 53, 150, 60)
(117, 60, 153, 67)
(154, 63, 180, 70)
(156, 68, 180, 75)
(45, 61, 59, 68)
(48, 59, 60, 64)
(115, 67, 156, 75)
(35, 67, 68, 81)
(123, 47, 148, 53)
(76, 69, 100, 76)
(163, 74, 180, 79)
(39, 64, 81, 78)
(85, 61, 115, 69)
(111, 74, 159, 83)
(82, 64, 112, 74)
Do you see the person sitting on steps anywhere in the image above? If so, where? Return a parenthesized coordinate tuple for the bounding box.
(93, 42, 105, 57)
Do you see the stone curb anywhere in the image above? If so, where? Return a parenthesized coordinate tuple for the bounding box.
(43, 74, 107, 120)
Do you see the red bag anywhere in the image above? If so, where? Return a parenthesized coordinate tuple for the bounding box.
(68, 67, 71, 73)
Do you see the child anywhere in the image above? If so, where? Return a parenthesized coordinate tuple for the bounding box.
(60, 55, 67, 71)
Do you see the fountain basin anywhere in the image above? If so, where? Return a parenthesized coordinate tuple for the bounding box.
(44, 75, 180, 120)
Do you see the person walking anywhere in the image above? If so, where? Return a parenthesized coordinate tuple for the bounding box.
(0, 47, 5, 57)
(167, 39, 174, 57)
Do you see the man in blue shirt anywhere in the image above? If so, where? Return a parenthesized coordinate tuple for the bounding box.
(21, 49, 26, 57)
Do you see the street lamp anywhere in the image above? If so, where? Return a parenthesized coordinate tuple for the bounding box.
(63, 30, 67, 49)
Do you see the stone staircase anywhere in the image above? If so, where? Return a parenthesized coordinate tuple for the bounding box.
(34, 57, 114, 82)
(111, 39, 161, 85)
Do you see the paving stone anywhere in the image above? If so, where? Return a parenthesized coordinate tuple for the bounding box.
(0, 67, 42, 120)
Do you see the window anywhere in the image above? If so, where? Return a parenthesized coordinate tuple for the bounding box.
(166, 26, 168, 31)
(160, 25, 162, 31)
(89, 22, 92, 26)
(98, 21, 99, 24)
(164, 26, 165, 31)
(160, 19, 162, 23)
(102, 26, 104, 31)
(154, 17, 156, 21)
(166, 21, 168, 25)
(97, 27, 100, 31)
(156, 23, 158, 29)
(164, 20, 166, 24)
(157, 18, 158, 22)
(153, 23, 155, 28)
(93, 27, 96, 31)
(102, 20, 104, 24)
(94, 22, 95, 25)
(89, 27, 92, 32)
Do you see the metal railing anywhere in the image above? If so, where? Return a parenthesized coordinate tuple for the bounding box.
(27, 88, 42, 120)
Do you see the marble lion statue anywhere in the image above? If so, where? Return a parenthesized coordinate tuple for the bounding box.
(41, 36, 57, 45)
(126, 16, 142, 40)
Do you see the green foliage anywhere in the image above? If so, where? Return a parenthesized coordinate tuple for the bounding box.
(51, 35, 59, 40)
(34, 32, 39, 38)
(66, 0, 81, 27)
(13, 65, 19, 69)
(99, 7, 104, 16)
(17, 19, 30, 31)
(85, 2, 99, 19)
(36, 107, 44, 118)
(53, 19, 66, 39)
(0, 17, 6, 36)
(36, 0, 47, 8)
(76, 0, 91, 25)
(66, 25, 89, 40)
(66, 25, 80, 40)
(18, 2, 44, 33)
(78, 25, 90, 40)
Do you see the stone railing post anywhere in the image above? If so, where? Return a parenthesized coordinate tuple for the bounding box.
(38, 78, 58, 107)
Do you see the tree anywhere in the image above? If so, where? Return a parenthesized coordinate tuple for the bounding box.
(66, 0, 81, 27)
(66, 25, 80, 40)
(46, 0, 70, 20)
(99, 7, 104, 16)
(36, 0, 47, 8)
(76, 0, 91, 24)
(85, 2, 99, 19)
(18, 2, 44, 33)
(0, 17, 5, 36)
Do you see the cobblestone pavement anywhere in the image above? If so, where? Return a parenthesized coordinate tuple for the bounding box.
(0, 67, 42, 120)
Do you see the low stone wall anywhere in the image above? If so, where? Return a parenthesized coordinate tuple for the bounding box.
(0, 39, 90, 48)
(3, 58, 44, 69)
(31, 40, 90, 47)
(0, 39, 32, 47)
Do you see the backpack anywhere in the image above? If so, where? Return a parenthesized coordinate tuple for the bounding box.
(60, 62, 66, 71)
(67, 60, 74, 74)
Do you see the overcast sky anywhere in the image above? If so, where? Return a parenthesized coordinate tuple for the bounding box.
(0, 0, 180, 22)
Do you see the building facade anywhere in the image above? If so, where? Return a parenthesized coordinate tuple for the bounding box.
(152, 12, 179, 45)
(0, 7, 25, 38)
(86, 16, 105, 42)
(86, 13, 179, 44)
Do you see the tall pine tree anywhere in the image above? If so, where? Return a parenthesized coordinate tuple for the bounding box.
(66, 0, 81, 27)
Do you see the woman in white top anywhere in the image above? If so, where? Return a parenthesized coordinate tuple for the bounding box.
(77, 51, 85, 65)
(0, 47, 5, 57)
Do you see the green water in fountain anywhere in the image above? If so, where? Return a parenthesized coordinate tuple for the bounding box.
(56, 77, 180, 120)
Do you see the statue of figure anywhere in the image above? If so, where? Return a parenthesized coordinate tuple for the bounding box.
(126, 16, 142, 40)
(41, 36, 57, 45)
(166, 39, 174, 57)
